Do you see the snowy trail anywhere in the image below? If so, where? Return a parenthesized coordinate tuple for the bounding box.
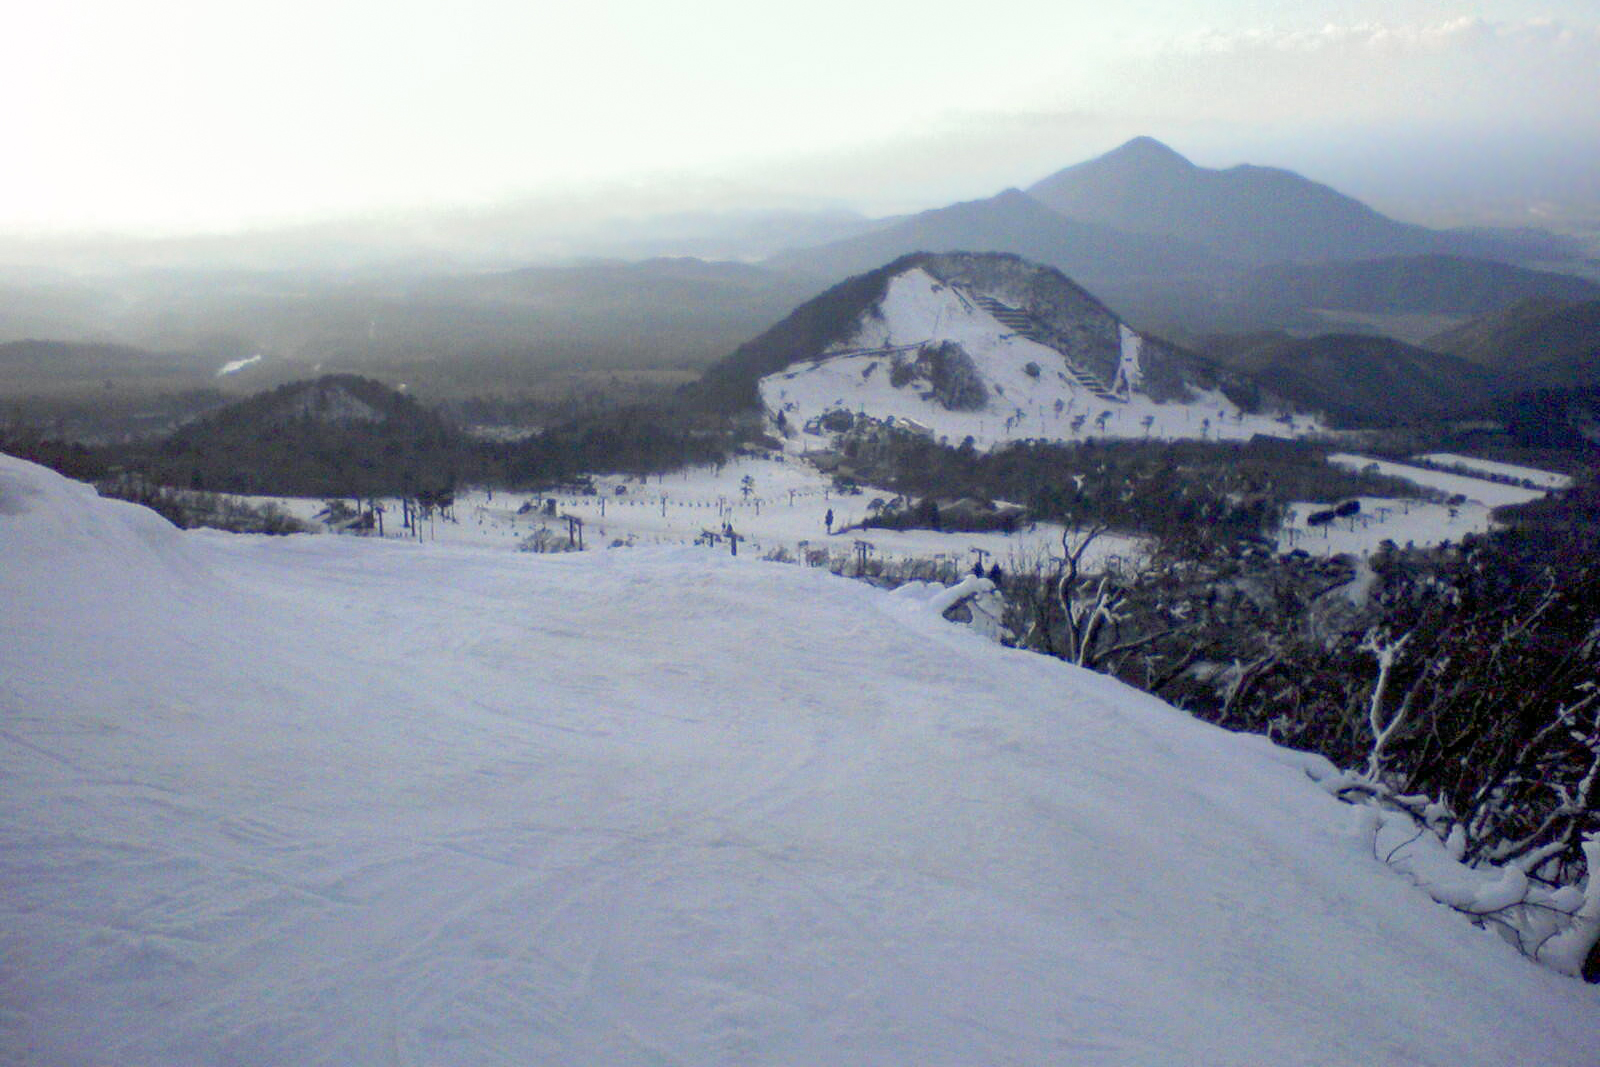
(3, 455, 1597, 1066)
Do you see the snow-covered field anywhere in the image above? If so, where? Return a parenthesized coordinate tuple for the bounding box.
(1278, 496, 1499, 556)
(252, 455, 1143, 575)
(760, 269, 1320, 451)
(1412, 453, 1575, 491)
(251, 446, 1564, 567)
(1327, 454, 1549, 508)
(4, 453, 1597, 1066)
(1277, 454, 1559, 557)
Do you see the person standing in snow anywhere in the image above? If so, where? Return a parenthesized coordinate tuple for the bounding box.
(825, 508, 834, 534)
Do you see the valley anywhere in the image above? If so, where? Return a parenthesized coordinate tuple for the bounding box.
(5, 131, 1600, 1064)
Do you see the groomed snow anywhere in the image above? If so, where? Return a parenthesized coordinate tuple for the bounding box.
(3, 453, 1597, 1066)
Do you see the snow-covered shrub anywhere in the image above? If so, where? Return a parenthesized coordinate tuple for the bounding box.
(1314, 768, 1600, 981)
(97, 476, 313, 535)
(518, 527, 578, 553)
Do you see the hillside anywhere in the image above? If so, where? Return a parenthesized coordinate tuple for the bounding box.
(4, 452, 1598, 1065)
(149, 375, 463, 496)
(1200, 332, 1509, 426)
(1027, 137, 1572, 265)
(1238, 255, 1600, 318)
(0, 258, 819, 403)
(1496, 385, 1600, 448)
(1426, 298, 1600, 386)
(696, 252, 1307, 446)
(765, 188, 1220, 291)
(0, 338, 205, 389)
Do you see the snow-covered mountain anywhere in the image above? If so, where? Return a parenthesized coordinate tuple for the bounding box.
(702, 252, 1317, 449)
(4, 452, 1597, 1065)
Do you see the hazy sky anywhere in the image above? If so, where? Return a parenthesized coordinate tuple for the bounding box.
(7, 1, 1599, 234)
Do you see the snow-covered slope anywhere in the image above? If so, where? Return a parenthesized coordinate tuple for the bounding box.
(753, 255, 1317, 450)
(3, 453, 1596, 1066)
(1275, 454, 1563, 557)
(1412, 453, 1575, 491)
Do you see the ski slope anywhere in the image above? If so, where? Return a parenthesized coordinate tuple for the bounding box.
(3, 453, 1597, 1066)
(1412, 453, 1574, 491)
(1277, 453, 1562, 557)
(1278, 496, 1500, 556)
(759, 268, 1319, 451)
(1326, 454, 1548, 508)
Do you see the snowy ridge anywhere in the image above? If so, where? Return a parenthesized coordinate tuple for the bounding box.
(216, 354, 263, 377)
(760, 266, 1317, 451)
(0, 454, 207, 588)
(2, 453, 1596, 1066)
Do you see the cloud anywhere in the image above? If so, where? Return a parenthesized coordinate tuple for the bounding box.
(4, 3, 1596, 236)
(1150, 17, 1600, 56)
(1085, 16, 1600, 132)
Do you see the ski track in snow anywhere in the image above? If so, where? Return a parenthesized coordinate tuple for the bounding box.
(3, 453, 1598, 1066)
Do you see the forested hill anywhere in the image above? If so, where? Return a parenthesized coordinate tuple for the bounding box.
(145, 376, 461, 496)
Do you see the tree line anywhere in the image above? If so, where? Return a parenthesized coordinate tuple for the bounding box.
(2, 378, 751, 506)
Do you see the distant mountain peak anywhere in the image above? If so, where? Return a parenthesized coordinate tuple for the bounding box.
(1023, 139, 1573, 268)
(1100, 136, 1194, 169)
(990, 186, 1039, 206)
(1027, 139, 1439, 264)
(191, 374, 429, 433)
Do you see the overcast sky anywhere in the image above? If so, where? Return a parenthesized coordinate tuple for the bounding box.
(6, 0, 1599, 235)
